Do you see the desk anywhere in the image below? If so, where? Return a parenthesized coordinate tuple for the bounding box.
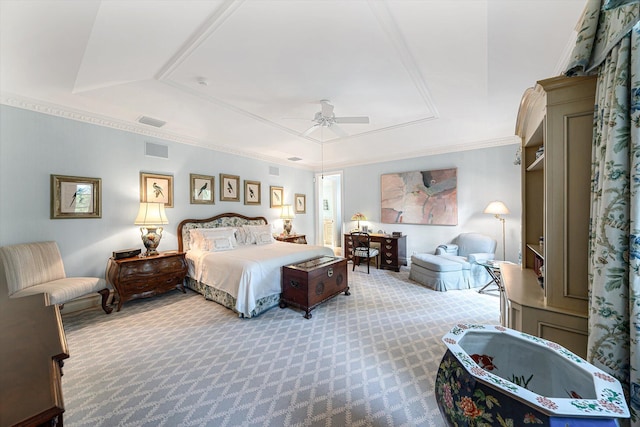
(344, 233, 407, 272)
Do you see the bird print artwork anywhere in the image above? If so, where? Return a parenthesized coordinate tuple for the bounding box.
(69, 191, 77, 207)
(249, 187, 255, 199)
(198, 182, 207, 197)
(227, 180, 233, 194)
(152, 182, 164, 199)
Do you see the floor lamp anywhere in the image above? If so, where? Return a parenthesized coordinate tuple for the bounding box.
(483, 201, 510, 261)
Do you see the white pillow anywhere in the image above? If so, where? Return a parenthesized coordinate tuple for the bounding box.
(243, 224, 273, 245)
(254, 231, 275, 245)
(203, 236, 235, 251)
(234, 227, 249, 245)
(190, 227, 238, 250)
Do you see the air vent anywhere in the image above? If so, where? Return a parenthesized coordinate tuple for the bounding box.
(145, 142, 169, 159)
(269, 166, 279, 176)
(138, 116, 166, 128)
(288, 157, 303, 162)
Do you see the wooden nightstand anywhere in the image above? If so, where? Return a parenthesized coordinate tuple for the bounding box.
(106, 251, 187, 311)
(274, 234, 307, 244)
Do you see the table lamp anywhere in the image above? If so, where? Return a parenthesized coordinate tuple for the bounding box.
(134, 202, 169, 256)
(483, 201, 509, 260)
(351, 212, 367, 231)
(280, 204, 295, 235)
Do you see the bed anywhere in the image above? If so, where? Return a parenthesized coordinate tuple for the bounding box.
(177, 212, 334, 318)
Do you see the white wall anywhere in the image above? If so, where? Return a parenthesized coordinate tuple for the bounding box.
(341, 145, 522, 263)
(0, 106, 316, 277)
(0, 105, 522, 280)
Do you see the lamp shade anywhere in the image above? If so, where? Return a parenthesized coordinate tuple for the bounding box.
(351, 212, 367, 221)
(483, 201, 510, 215)
(134, 202, 168, 226)
(280, 204, 295, 220)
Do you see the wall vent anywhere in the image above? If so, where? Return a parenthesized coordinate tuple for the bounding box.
(145, 142, 169, 159)
(138, 116, 166, 128)
(269, 166, 279, 176)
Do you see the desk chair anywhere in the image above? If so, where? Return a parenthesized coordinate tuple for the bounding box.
(351, 232, 379, 274)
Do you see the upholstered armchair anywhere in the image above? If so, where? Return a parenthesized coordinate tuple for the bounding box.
(0, 241, 112, 314)
(435, 233, 497, 288)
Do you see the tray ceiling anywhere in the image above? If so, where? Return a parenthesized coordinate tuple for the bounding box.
(0, 0, 587, 169)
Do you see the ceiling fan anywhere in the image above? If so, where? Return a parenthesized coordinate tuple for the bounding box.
(302, 100, 369, 138)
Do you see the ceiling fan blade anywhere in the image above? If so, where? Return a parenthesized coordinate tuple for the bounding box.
(334, 116, 370, 124)
(328, 123, 348, 138)
(320, 100, 334, 118)
(302, 123, 320, 137)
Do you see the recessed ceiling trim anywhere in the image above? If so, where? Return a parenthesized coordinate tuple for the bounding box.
(368, 0, 439, 118)
(155, 0, 244, 80)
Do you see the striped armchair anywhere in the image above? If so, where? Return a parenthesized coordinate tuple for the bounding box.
(0, 241, 112, 314)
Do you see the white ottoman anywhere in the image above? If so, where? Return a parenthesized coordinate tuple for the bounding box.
(409, 253, 469, 291)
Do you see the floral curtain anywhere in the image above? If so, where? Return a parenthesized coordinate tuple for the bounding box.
(565, 1, 639, 425)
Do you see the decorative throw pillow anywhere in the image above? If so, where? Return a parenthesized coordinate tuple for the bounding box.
(190, 227, 238, 250)
(254, 231, 275, 245)
(242, 224, 272, 245)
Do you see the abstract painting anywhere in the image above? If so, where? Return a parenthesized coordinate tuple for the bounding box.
(381, 168, 457, 225)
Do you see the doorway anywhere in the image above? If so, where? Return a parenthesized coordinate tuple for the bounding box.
(315, 171, 343, 256)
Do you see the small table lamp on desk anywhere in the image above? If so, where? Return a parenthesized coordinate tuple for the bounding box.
(351, 212, 367, 231)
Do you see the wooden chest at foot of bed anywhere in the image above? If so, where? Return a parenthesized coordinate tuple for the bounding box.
(280, 256, 349, 319)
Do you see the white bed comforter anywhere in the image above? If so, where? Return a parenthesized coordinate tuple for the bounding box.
(186, 241, 334, 316)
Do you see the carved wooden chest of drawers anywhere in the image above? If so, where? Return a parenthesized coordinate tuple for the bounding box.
(280, 256, 349, 318)
(106, 251, 187, 311)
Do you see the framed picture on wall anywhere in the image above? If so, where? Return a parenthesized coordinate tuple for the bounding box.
(220, 174, 240, 202)
(140, 172, 173, 207)
(190, 174, 214, 204)
(270, 186, 283, 208)
(244, 180, 261, 205)
(51, 174, 101, 219)
(295, 193, 306, 214)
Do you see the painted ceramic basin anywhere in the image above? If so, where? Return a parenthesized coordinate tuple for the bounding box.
(435, 324, 630, 426)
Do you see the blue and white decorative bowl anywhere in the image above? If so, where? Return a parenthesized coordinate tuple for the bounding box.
(435, 324, 630, 426)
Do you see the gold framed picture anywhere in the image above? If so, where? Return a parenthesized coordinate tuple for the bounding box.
(295, 193, 306, 214)
(270, 186, 283, 208)
(190, 174, 214, 204)
(51, 174, 102, 219)
(244, 180, 261, 205)
(140, 172, 173, 207)
(220, 173, 240, 202)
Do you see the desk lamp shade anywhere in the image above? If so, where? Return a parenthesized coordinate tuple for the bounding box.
(351, 212, 367, 230)
(483, 201, 509, 260)
(280, 204, 295, 235)
(134, 202, 169, 256)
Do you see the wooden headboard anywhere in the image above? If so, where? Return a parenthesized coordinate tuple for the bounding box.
(177, 212, 268, 252)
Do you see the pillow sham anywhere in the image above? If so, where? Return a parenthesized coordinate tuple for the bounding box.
(242, 224, 274, 245)
(189, 227, 238, 250)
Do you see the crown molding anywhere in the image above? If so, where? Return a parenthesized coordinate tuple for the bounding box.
(0, 92, 312, 170)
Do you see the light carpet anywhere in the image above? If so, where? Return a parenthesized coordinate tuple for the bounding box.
(61, 266, 500, 427)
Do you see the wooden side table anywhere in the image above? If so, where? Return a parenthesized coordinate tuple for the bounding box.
(106, 251, 187, 311)
(274, 234, 307, 244)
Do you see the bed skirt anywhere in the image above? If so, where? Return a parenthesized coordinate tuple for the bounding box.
(185, 276, 280, 318)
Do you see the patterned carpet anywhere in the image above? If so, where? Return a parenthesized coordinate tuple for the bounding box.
(61, 266, 500, 427)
